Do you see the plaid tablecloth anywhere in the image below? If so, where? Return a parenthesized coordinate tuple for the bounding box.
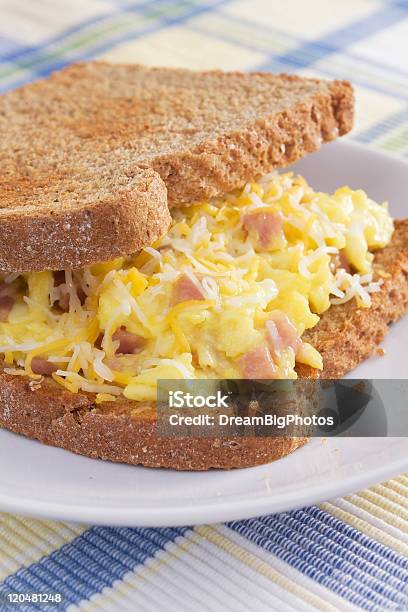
(0, 1, 408, 610)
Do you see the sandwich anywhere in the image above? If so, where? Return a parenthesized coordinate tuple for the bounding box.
(0, 63, 407, 470)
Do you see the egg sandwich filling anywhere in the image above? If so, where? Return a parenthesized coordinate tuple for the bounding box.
(0, 172, 393, 402)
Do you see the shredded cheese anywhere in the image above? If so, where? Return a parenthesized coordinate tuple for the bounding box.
(0, 172, 393, 400)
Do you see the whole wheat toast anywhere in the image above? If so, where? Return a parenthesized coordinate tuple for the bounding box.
(1, 220, 407, 470)
(0, 62, 353, 273)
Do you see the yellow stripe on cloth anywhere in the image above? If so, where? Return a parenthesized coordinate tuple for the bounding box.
(368, 483, 408, 510)
(381, 478, 408, 498)
(346, 492, 408, 533)
(392, 474, 408, 489)
(358, 488, 408, 519)
(0, 513, 86, 580)
(321, 501, 408, 557)
(195, 525, 339, 612)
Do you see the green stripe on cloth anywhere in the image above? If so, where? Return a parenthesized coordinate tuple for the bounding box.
(375, 124, 408, 155)
(0, 0, 229, 89)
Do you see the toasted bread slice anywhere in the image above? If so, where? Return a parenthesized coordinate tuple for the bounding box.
(0, 62, 353, 273)
(297, 219, 408, 378)
(0, 166, 169, 274)
(0, 221, 407, 470)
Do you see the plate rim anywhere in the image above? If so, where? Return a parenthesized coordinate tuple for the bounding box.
(2, 140, 408, 526)
(1, 439, 407, 526)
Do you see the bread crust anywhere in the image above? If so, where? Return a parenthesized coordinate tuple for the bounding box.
(0, 377, 308, 470)
(298, 219, 408, 377)
(0, 221, 407, 470)
(0, 63, 353, 273)
(155, 78, 354, 206)
(0, 169, 170, 273)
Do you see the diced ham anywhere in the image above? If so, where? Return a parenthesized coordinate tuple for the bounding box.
(239, 346, 278, 379)
(54, 271, 70, 310)
(78, 288, 87, 304)
(54, 271, 86, 311)
(31, 357, 58, 376)
(191, 350, 200, 368)
(171, 274, 205, 305)
(338, 250, 351, 274)
(95, 333, 104, 349)
(58, 292, 71, 312)
(331, 250, 351, 274)
(54, 271, 65, 286)
(0, 282, 11, 297)
(266, 311, 301, 357)
(0, 294, 14, 321)
(243, 211, 282, 249)
(112, 327, 146, 355)
(104, 354, 139, 373)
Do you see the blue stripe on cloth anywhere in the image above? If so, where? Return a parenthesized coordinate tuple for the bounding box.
(391, 0, 408, 9)
(264, 5, 408, 71)
(188, 13, 408, 99)
(0, 0, 232, 93)
(0, 36, 24, 56)
(0, 0, 165, 63)
(258, 58, 408, 102)
(354, 107, 408, 144)
(0, 0, 227, 63)
(228, 507, 408, 612)
(0, 527, 190, 611)
(0, 20, 105, 65)
(191, 14, 408, 78)
(312, 4, 408, 49)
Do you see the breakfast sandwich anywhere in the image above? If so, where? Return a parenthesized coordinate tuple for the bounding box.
(0, 63, 407, 469)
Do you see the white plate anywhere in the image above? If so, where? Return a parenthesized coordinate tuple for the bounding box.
(1, 140, 408, 526)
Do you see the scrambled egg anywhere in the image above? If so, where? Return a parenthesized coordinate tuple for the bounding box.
(0, 172, 393, 402)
